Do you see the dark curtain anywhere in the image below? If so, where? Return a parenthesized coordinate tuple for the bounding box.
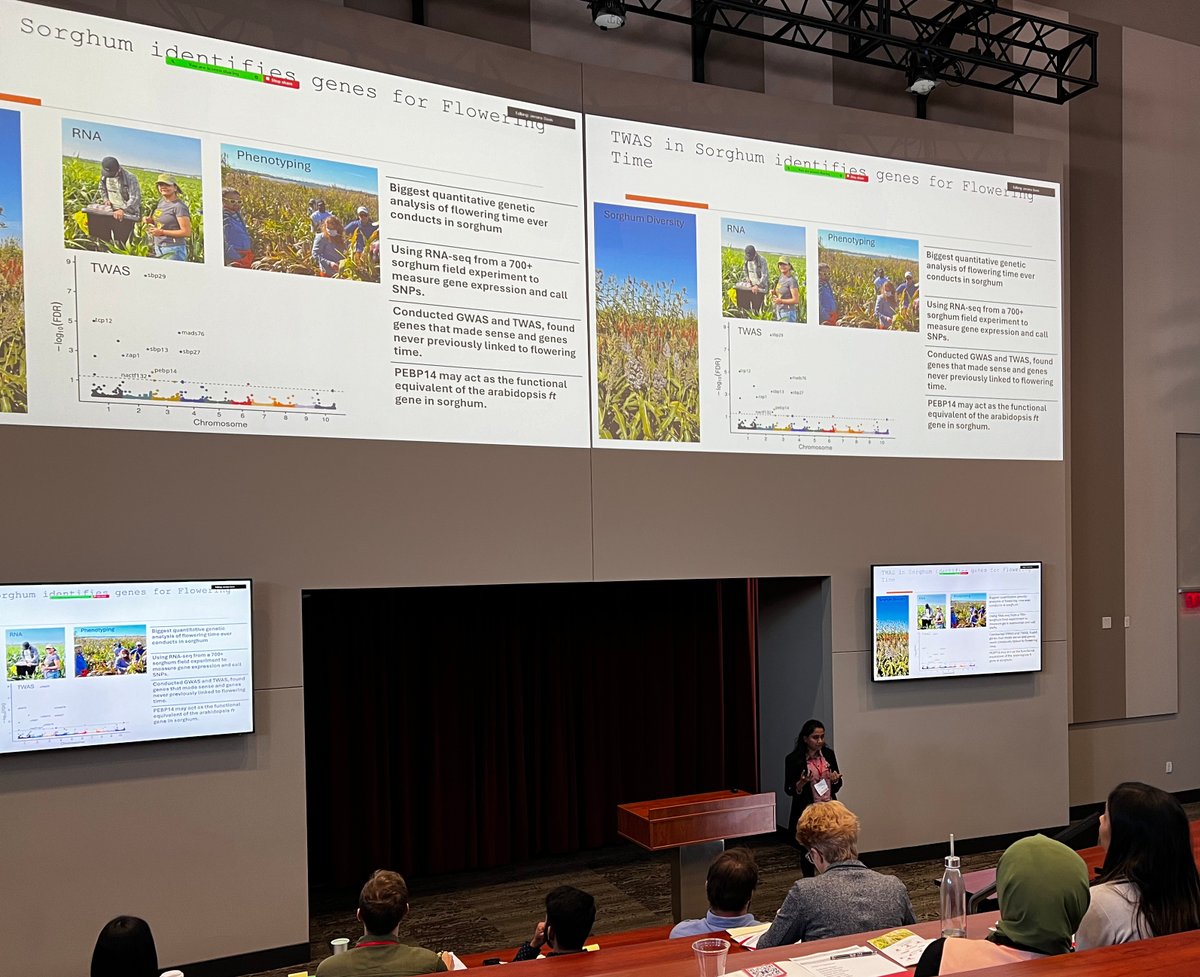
(304, 578, 760, 887)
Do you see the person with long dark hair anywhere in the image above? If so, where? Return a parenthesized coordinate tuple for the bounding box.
(784, 719, 841, 875)
(1074, 781, 1200, 949)
(90, 915, 159, 977)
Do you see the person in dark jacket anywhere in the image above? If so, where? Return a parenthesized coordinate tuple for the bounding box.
(784, 719, 842, 875)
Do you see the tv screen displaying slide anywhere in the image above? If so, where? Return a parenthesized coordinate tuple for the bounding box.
(872, 562, 1042, 681)
(0, 0, 588, 447)
(1, 579, 253, 753)
(585, 117, 1062, 458)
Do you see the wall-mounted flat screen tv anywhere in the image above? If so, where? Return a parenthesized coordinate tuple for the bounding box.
(872, 563, 1042, 681)
(1, 579, 252, 753)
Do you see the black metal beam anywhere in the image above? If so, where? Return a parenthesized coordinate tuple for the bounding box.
(576, 0, 1098, 104)
(412, 0, 426, 27)
(692, 0, 719, 83)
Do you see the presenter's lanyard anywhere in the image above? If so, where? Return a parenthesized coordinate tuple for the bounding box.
(808, 753, 832, 800)
(356, 942, 396, 948)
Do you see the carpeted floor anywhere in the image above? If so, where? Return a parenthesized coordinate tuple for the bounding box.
(246, 802, 1200, 977)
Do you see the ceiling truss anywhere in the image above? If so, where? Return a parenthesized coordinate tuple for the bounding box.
(577, 0, 1098, 104)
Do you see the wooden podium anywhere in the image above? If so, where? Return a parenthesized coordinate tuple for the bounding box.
(618, 789, 776, 923)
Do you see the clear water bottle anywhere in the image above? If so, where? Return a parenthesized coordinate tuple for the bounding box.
(940, 852, 967, 938)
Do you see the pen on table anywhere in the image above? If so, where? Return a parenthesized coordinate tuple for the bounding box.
(829, 950, 874, 959)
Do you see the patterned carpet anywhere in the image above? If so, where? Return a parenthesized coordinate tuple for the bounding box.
(246, 803, 1200, 977)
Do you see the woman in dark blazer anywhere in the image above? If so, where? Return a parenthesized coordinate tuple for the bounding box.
(784, 719, 842, 875)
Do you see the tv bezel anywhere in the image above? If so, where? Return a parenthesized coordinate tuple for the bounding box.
(0, 576, 255, 755)
(869, 561, 1043, 683)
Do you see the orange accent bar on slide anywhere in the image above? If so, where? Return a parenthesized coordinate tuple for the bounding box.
(625, 194, 708, 210)
(0, 92, 40, 106)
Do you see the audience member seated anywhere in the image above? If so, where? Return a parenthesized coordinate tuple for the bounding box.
(757, 801, 914, 948)
(1074, 781, 1200, 950)
(514, 885, 597, 961)
(914, 834, 1088, 975)
(670, 848, 761, 938)
(316, 869, 450, 977)
(91, 915, 160, 977)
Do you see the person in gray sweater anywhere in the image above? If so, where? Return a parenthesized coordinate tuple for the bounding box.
(758, 800, 915, 948)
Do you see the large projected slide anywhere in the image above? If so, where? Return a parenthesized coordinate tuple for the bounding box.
(872, 562, 1042, 681)
(586, 117, 1063, 458)
(0, 1, 588, 447)
(1, 579, 252, 753)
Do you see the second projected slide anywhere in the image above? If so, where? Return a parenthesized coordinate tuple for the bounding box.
(0, 1, 587, 447)
(586, 117, 1062, 458)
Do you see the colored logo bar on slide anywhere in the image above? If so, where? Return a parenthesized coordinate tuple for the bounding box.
(784, 164, 869, 182)
(50, 593, 110, 600)
(165, 57, 300, 89)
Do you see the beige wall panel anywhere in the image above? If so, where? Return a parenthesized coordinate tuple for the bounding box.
(836, 639, 1069, 851)
(1070, 28, 1200, 801)
(763, 42, 834, 104)
(1120, 28, 1196, 719)
(1180, 436, 1200, 588)
(0, 687, 306, 976)
(1066, 13, 1126, 723)
(426, 0, 532, 51)
(1052, 0, 1200, 45)
(591, 452, 1067, 653)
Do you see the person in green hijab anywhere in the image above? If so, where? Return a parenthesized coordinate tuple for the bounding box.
(914, 834, 1089, 975)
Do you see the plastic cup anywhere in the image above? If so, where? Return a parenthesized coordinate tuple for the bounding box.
(692, 938, 730, 977)
(331, 938, 351, 955)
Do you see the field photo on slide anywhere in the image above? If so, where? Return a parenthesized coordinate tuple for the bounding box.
(818, 230, 919, 331)
(221, 146, 379, 282)
(593, 203, 699, 442)
(0, 108, 25, 413)
(720, 218, 807, 322)
(875, 594, 910, 678)
(62, 120, 205, 263)
(74, 625, 149, 676)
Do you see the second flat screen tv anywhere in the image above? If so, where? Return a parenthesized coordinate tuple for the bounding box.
(872, 562, 1042, 681)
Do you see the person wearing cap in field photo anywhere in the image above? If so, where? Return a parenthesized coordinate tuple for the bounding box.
(344, 205, 378, 254)
(222, 187, 253, 267)
(772, 257, 801, 322)
(94, 155, 142, 244)
(143, 174, 192, 260)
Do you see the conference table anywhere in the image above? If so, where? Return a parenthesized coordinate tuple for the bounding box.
(447, 820, 1200, 977)
(449, 911, 1200, 977)
(450, 913, 998, 977)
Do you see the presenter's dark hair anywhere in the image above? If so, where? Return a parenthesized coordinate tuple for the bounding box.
(90, 915, 158, 977)
(794, 718, 825, 750)
(707, 848, 758, 913)
(1097, 781, 1200, 937)
(359, 869, 411, 934)
(545, 885, 596, 950)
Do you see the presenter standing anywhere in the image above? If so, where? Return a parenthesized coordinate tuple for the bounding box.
(784, 719, 842, 876)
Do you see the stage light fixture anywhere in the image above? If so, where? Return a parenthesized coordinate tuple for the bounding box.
(905, 51, 939, 96)
(590, 0, 626, 31)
